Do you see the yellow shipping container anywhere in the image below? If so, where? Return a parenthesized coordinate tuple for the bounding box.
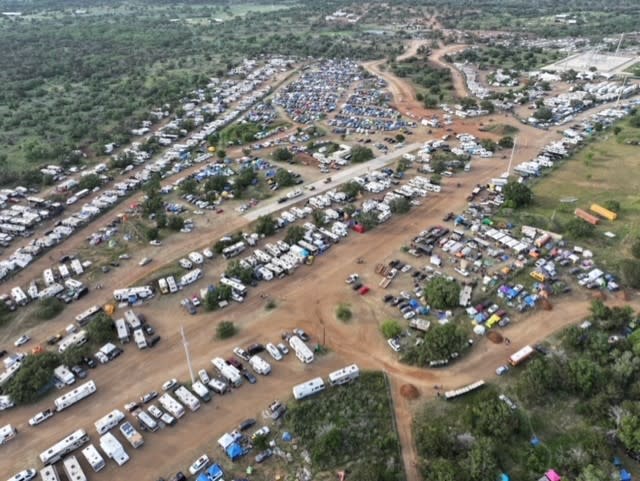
(590, 203, 617, 221)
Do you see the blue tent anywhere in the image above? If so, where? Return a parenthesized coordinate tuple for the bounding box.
(197, 463, 224, 481)
(282, 432, 293, 442)
(225, 442, 244, 461)
(499, 474, 511, 481)
(530, 436, 541, 447)
(621, 469, 632, 481)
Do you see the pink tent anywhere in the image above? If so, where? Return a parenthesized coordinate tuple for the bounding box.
(546, 470, 562, 481)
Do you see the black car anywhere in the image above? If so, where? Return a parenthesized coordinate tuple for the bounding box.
(246, 343, 264, 356)
(169, 472, 186, 481)
(71, 365, 87, 379)
(83, 356, 97, 369)
(242, 371, 257, 384)
(0, 349, 7, 359)
(149, 335, 161, 347)
(144, 325, 155, 336)
(238, 418, 256, 431)
(382, 294, 394, 303)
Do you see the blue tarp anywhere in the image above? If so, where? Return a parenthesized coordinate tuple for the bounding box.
(530, 436, 541, 447)
(621, 469, 632, 481)
(226, 442, 245, 461)
(282, 432, 293, 442)
(196, 463, 224, 481)
(499, 474, 511, 481)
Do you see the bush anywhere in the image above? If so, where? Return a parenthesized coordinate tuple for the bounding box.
(167, 215, 185, 231)
(255, 215, 276, 236)
(340, 181, 363, 199)
(87, 313, 116, 344)
(424, 277, 460, 309)
(34, 298, 65, 320)
(356, 211, 379, 231)
(565, 218, 595, 239)
(498, 136, 514, 148)
(621, 259, 640, 289)
(603, 199, 620, 213)
(312, 210, 326, 227)
(285, 225, 306, 244)
(381, 319, 402, 339)
(216, 321, 237, 339)
(145, 226, 159, 241)
(336, 304, 352, 322)
(631, 239, 640, 259)
(225, 260, 254, 284)
(351, 145, 374, 163)
(503, 182, 533, 208)
(272, 147, 293, 162)
(389, 197, 411, 214)
(265, 299, 277, 310)
(274, 168, 296, 187)
(78, 173, 101, 191)
(5, 352, 60, 404)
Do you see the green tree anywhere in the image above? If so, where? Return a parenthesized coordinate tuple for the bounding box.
(87, 313, 116, 344)
(285, 225, 306, 244)
(503, 181, 533, 208)
(145, 226, 159, 241)
(204, 175, 228, 193)
(225, 260, 254, 284)
(167, 215, 185, 231)
(179, 177, 198, 195)
(632, 239, 640, 259)
(216, 149, 227, 160)
(6, 352, 60, 404)
(621, 259, 640, 289)
(424, 277, 460, 309)
(351, 145, 374, 163)
(516, 357, 562, 403)
(272, 147, 293, 162)
(389, 197, 411, 214)
(534, 106, 553, 121)
(340, 181, 363, 199)
(425, 458, 457, 481)
(589, 299, 611, 320)
(619, 413, 640, 453)
(422, 323, 468, 360)
(216, 321, 236, 339)
(603, 199, 620, 213)
(480, 99, 495, 113)
(312, 209, 326, 227)
(381, 319, 402, 339)
(395, 133, 405, 143)
(480, 139, 497, 152)
(468, 396, 520, 440)
(576, 465, 610, 481)
(498, 136, 514, 148)
(204, 290, 219, 311)
(336, 304, 352, 322)
(253, 433, 269, 451)
(356, 211, 379, 231)
(465, 437, 498, 481)
(396, 157, 411, 172)
(255, 215, 276, 236)
(274, 168, 296, 187)
(78, 173, 101, 191)
(34, 298, 65, 320)
(565, 218, 595, 239)
(566, 357, 603, 397)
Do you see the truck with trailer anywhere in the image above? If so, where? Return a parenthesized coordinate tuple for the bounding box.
(158, 393, 185, 419)
(54, 380, 97, 412)
(175, 386, 201, 412)
(288, 335, 314, 364)
(54, 365, 76, 386)
(508, 345, 535, 366)
(99, 432, 129, 466)
(328, 364, 360, 386)
(136, 410, 158, 432)
(40, 465, 61, 481)
(63, 455, 87, 481)
(191, 381, 212, 402)
(115, 318, 130, 343)
(120, 421, 144, 448)
(81, 444, 106, 472)
(211, 357, 243, 387)
(94, 409, 125, 435)
(133, 328, 147, 349)
(249, 355, 272, 375)
(40, 429, 90, 465)
(292, 377, 325, 400)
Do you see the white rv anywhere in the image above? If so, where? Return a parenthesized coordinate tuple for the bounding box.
(54, 380, 97, 412)
(328, 364, 360, 386)
(0, 423, 17, 445)
(123, 310, 142, 330)
(292, 377, 326, 400)
(94, 409, 125, 435)
(115, 318, 130, 343)
(167, 276, 178, 293)
(191, 381, 211, 402)
(63, 455, 87, 481)
(120, 421, 144, 448)
(133, 329, 147, 349)
(53, 365, 75, 386)
(158, 393, 185, 419)
(99, 432, 129, 466)
(175, 386, 200, 412)
(40, 429, 90, 465)
(249, 355, 271, 375)
(288, 335, 314, 364)
(81, 444, 106, 472)
(211, 357, 242, 387)
(40, 465, 61, 481)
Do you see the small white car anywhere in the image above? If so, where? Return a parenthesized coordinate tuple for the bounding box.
(387, 338, 401, 352)
(28, 409, 54, 426)
(14, 335, 30, 347)
(149, 240, 162, 246)
(202, 248, 214, 259)
(233, 347, 250, 361)
(138, 257, 152, 266)
(198, 369, 210, 385)
(162, 378, 178, 391)
(189, 454, 210, 475)
(265, 343, 282, 361)
(277, 343, 289, 355)
(8, 469, 37, 481)
(496, 365, 509, 376)
(148, 405, 164, 419)
(251, 426, 270, 441)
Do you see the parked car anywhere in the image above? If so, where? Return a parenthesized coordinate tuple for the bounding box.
(233, 347, 250, 361)
(188, 454, 210, 475)
(198, 369, 210, 385)
(293, 328, 309, 341)
(47, 334, 62, 345)
(277, 343, 289, 355)
(141, 391, 158, 403)
(148, 405, 164, 419)
(246, 343, 264, 356)
(238, 418, 256, 431)
(14, 335, 30, 347)
(255, 449, 273, 463)
(387, 337, 401, 352)
(82, 356, 97, 369)
(28, 409, 54, 426)
(242, 371, 257, 384)
(8, 469, 37, 481)
(496, 365, 509, 376)
(124, 402, 140, 413)
(227, 358, 243, 370)
(71, 365, 87, 379)
(162, 379, 178, 391)
(251, 426, 270, 440)
(143, 324, 155, 336)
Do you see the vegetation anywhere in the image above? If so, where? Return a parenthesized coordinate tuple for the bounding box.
(503, 182, 533, 209)
(34, 298, 65, 320)
(350, 145, 374, 164)
(565, 218, 595, 239)
(389, 197, 411, 214)
(403, 323, 470, 365)
(87, 312, 117, 344)
(381, 319, 402, 339)
(336, 303, 352, 322)
(216, 321, 237, 340)
(285, 225, 306, 245)
(274, 168, 296, 188)
(340, 181, 364, 199)
(286, 371, 403, 480)
(272, 147, 293, 162)
(355, 211, 379, 231)
(220, 122, 261, 145)
(255, 215, 277, 236)
(225, 260, 254, 285)
(454, 44, 562, 71)
(423, 277, 460, 310)
(4, 352, 59, 404)
(392, 55, 454, 103)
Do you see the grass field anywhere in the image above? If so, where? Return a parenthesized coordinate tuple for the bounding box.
(508, 118, 640, 274)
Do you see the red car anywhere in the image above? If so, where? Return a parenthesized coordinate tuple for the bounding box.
(359, 286, 370, 295)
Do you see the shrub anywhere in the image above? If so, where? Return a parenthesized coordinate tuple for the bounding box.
(34, 298, 65, 320)
(216, 321, 237, 339)
(381, 319, 402, 339)
(424, 277, 460, 309)
(87, 313, 116, 344)
(336, 304, 352, 322)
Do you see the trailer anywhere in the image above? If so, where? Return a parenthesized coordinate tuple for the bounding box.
(188, 251, 204, 265)
(180, 268, 203, 287)
(58, 264, 70, 279)
(136, 410, 158, 432)
(508, 345, 535, 366)
(54, 380, 97, 412)
(211, 357, 243, 387)
(175, 386, 200, 412)
(191, 381, 212, 402)
(167, 276, 178, 293)
(115, 318, 130, 343)
(40, 465, 61, 481)
(575, 208, 599, 225)
(133, 329, 147, 349)
(249, 355, 272, 375)
(44, 268, 56, 286)
(0, 423, 17, 445)
(328, 364, 360, 386)
(54, 365, 76, 386)
(113, 286, 154, 302)
(158, 278, 169, 295)
(99, 432, 129, 466)
(288, 335, 314, 364)
(158, 393, 185, 419)
(219, 277, 247, 296)
(590, 203, 617, 221)
(63, 455, 87, 481)
(444, 380, 485, 400)
(81, 444, 106, 472)
(70, 259, 84, 276)
(292, 377, 325, 400)
(409, 318, 431, 333)
(75, 305, 101, 327)
(120, 421, 144, 448)
(124, 310, 142, 330)
(94, 409, 125, 435)
(38, 283, 64, 300)
(298, 240, 318, 255)
(40, 429, 90, 465)
(207, 378, 229, 395)
(10, 286, 29, 306)
(222, 241, 246, 259)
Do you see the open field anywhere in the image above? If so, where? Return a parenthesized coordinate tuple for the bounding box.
(507, 117, 640, 274)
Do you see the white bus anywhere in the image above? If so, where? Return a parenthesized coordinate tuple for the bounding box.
(54, 380, 97, 412)
(81, 444, 106, 472)
(94, 409, 125, 435)
(115, 318, 130, 343)
(63, 455, 87, 481)
(40, 465, 61, 481)
(293, 377, 326, 400)
(75, 305, 101, 326)
(328, 364, 360, 386)
(40, 429, 90, 465)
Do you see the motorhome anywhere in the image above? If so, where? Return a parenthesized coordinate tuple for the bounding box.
(328, 364, 360, 386)
(0, 423, 17, 445)
(58, 330, 88, 353)
(292, 377, 325, 400)
(136, 410, 158, 432)
(99, 432, 129, 466)
(40, 465, 61, 481)
(40, 429, 90, 465)
(94, 409, 125, 435)
(167, 276, 178, 293)
(63, 455, 87, 481)
(211, 357, 243, 387)
(123, 310, 142, 330)
(207, 378, 229, 395)
(191, 381, 212, 402)
(133, 329, 147, 349)
(120, 421, 144, 448)
(53, 365, 75, 386)
(158, 278, 169, 294)
(54, 380, 97, 412)
(175, 386, 200, 412)
(288, 335, 314, 364)
(158, 393, 185, 419)
(43, 268, 56, 286)
(219, 276, 247, 296)
(113, 286, 153, 302)
(180, 268, 202, 287)
(75, 305, 101, 327)
(115, 318, 130, 343)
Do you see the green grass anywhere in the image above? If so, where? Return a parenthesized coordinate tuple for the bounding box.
(483, 123, 520, 136)
(507, 119, 640, 274)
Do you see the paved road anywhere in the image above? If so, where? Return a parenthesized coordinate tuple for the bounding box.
(244, 142, 423, 221)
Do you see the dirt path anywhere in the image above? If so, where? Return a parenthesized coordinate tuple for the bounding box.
(429, 43, 471, 98)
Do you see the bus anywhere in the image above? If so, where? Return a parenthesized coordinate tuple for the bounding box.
(39, 429, 90, 465)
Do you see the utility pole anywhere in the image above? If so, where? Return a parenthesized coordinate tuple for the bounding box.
(181, 325, 195, 385)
